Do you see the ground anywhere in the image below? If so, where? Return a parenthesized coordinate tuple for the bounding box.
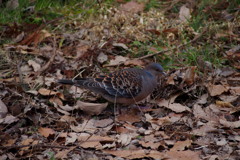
(0, 0, 240, 159)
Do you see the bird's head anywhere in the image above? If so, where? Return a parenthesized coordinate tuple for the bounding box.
(145, 63, 166, 77)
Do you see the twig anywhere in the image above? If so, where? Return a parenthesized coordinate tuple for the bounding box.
(104, 27, 208, 67)
(34, 36, 57, 77)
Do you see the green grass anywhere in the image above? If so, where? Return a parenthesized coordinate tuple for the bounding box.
(0, 0, 115, 24)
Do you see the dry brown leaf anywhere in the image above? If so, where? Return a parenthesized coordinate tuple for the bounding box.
(117, 134, 132, 146)
(191, 121, 217, 136)
(70, 119, 97, 133)
(20, 138, 33, 148)
(113, 43, 128, 50)
(216, 101, 234, 108)
(78, 135, 114, 149)
(108, 56, 129, 66)
(104, 150, 167, 159)
(65, 132, 78, 145)
(38, 88, 56, 95)
(139, 141, 161, 149)
(55, 147, 76, 159)
(197, 94, 208, 104)
(19, 139, 39, 155)
(49, 97, 63, 106)
(156, 99, 191, 113)
(97, 52, 108, 64)
(28, 60, 41, 72)
(124, 59, 144, 66)
(193, 104, 209, 120)
(0, 115, 19, 124)
(74, 100, 108, 115)
(219, 119, 240, 128)
(170, 139, 192, 151)
(20, 29, 51, 46)
(38, 88, 65, 100)
(166, 150, 200, 160)
(179, 5, 191, 22)
(60, 115, 76, 123)
(207, 84, 229, 96)
(117, 111, 141, 123)
(94, 118, 114, 128)
(230, 87, 240, 95)
(38, 127, 55, 138)
(183, 66, 196, 85)
(0, 99, 8, 118)
(119, 1, 145, 14)
(76, 44, 90, 59)
(3, 138, 17, 147)
(166, 74, 175, 85)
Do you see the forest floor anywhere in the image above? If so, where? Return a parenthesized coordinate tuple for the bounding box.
(0, 0, 240, 159)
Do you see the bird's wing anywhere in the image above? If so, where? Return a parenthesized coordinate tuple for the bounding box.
(93, 68, 143, 98)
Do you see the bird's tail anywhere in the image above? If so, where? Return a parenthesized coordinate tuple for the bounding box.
(57, 79, 75, 85)
(57, 79, 87, 86)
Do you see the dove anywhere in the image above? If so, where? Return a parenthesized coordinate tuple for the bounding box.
(58, 63, 165, 105)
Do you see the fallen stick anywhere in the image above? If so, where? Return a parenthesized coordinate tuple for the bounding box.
(104, 27, 208, 67)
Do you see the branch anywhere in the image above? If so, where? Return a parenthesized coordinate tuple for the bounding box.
(105, 27, 208, 67)
(34, 36, 57, 77)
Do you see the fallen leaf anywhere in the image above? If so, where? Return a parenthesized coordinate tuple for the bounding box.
(215, 138, 227, 146)
(230, 87, 240, 95)
(196, 94, 208, 104)
(55, 147, 75, 159)
(38, 127, 55, 138)
(49, 97, 63, 106)
(76, 44, 90, 59)
(94, 118, 114, 128)
(104, 150, 167, 159)
(38, 88, 57, 96)
(65, 132, 78, 145)
(74, 100, 108, 115)
(219, 119, 240, 128)
(183, 66, 196, 85)
(117, 134, 132, 146)
(20, 138, 34, 150)
(193, 104, 209, 120)
(38, 88, 65, 99)
(28, 60, 41, 72)
(166, 150, 200, 160)
(97, 52, 108, 64)
(108, 56, 129, 66)
(170, 139, 192, 151)
(0, 115, 19, 124)
(0, 99, 8, 118)
(207, 84, 229, 96)
(60, 115, 76, 123)
(216, 100, 234, 108)
(179, 5, 191, 22)
(113, 43, 128, 50)
(119, 1, 145, 14)
(20, 29, 51, 46)
(124, 59, 144, 66)
(78, 135, 114, 149)
(117, 109, 141, 123)
(70, 119, 97, 133)
(191, 121, 218, 136)
(156, 99, 191, 113)
(139, 141, 161, 149)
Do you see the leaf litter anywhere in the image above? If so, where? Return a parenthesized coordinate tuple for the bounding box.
(0, 0, 240, 159)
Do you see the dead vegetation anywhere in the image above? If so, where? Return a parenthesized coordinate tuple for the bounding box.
(0, 0, 240, 159)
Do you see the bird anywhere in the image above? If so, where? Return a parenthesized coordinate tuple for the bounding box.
(57, 63, 165, 105)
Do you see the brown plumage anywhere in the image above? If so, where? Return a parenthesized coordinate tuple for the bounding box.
(58, 63, 165, 105)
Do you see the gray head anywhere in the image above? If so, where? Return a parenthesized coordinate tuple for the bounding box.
(145, 63, 165, 76)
